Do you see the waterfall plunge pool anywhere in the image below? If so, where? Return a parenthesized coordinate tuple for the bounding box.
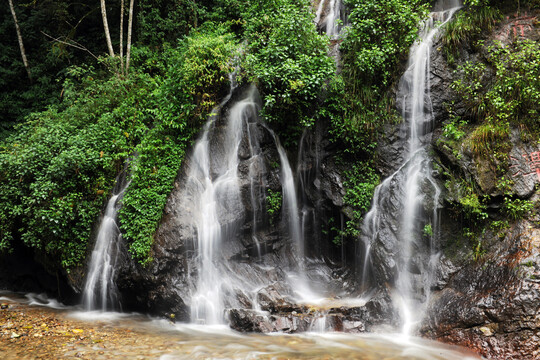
(0, 292, 482, 360)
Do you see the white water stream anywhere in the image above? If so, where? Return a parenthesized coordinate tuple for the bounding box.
(325, 0, 342, 38)
(360, 0, 461, 334)
(188, 81, 263, 325)
(83, 178, 130, 311)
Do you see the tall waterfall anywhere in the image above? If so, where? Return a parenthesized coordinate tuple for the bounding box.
(360, 0, 461, 334)
(188, 83, 264, 325)
(83, 177, 129, 311)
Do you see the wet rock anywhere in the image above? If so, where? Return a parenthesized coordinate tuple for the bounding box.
(422, 219, 540, 359)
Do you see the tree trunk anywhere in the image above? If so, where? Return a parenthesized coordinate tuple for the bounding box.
(125, 0, 135, 73)
(100, 0, 115, 57)
(8, 0, 31, 82)
(119, 0, 125, 75)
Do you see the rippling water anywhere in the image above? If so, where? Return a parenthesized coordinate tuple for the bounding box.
(0, 292, 482, 360)
(156, 326, 481, 360)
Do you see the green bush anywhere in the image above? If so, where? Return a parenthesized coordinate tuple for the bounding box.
(341, 0, 428, 89)
(243, 0, 334, 143)
(443, 4, 500, 56)
(503, 197, 534, 220)
(0, 67, 146, 269)
(265, 189, 282, 225)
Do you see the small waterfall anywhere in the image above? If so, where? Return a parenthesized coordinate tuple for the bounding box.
(188, 82, 262, 325)
(262, 129, 317, 301)
(314, 0, 326, 25)
(246, 117, 268, 260)
(359, 1, 461, 334)
(396, 3, 460, 334)
(314, 0, 343, 39)
(310, 314, 328, 332)
(83, 177, 130, 311)
(276, 144, 304, 263)
(325, 0, 342, 39)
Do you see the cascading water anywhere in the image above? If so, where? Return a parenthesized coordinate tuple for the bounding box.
(325, 0, 342, 39)
(187, 82, 265, 325)
(246, 118, 268, 259)
(83, 177, 130, 311)
(261, 130, 317, 301)
(360, 0, 461, 334)
(314, 0, 326, 25)
(313, 0, 343, 39)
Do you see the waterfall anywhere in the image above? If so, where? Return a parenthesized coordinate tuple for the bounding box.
(188, 82, 263, 325)
(360, 1, 461, 334)
(314, 0, 326, 25)
(314, 0, 343, 39)
(277, 145, 303, 263)
(83, 177, 130, 311)
(276, 139, 315, 300)
(246, 117, 268, 260)
(325, 0, 342, 39)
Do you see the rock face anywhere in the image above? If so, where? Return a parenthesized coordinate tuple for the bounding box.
(422, 215, 540, 360)
(416, 9, 540, 360)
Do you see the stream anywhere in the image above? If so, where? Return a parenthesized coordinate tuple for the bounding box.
(0, 292, 482, 360)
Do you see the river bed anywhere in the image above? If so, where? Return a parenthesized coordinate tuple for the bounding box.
(0, 292, 482, 360)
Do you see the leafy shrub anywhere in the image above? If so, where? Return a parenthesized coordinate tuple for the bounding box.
(243, 0, 334, 142)
(341, 0, 428, 88)
(265, 189, 282, 224)
(443, 4, 500, 55)
(341, 161, 380, 238)
(503, 197, 534, 220)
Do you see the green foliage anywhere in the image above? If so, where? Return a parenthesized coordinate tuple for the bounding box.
(490, 219, 509, 238)
(445, 177, 488, 224)
(137, 0, 201, 46)
(341, 161, 380, 238)
(325, 76, 388, 155)
(452, 39, 540, 153)
(459, 191, 488, 222)
(423, 223, 433, 237)
(503, 197, 534, 220)
(442, 5, 500, 55)
(0, 25, 237, 269)
(243, 0, 334, 143)
(442, 115, 467, 142)
(328, 0, 426, 171)
(342, 0, 428, 88)
(0, 67, 144, 269)
(265, 189, 282, 225)
(472, 239, 486, 261)
(119, 28, 237, 264)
